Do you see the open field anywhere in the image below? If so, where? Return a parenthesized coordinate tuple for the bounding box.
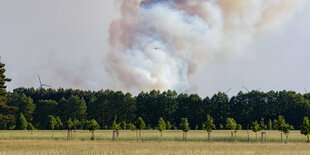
(1, 130, 310, 154)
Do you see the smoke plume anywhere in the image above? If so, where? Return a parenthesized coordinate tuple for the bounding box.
(107, 0, 304, 92)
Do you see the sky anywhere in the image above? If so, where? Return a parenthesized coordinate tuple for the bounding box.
(0, 0, 310, 97)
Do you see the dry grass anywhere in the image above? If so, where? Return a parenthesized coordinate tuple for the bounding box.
(0, 130, 310, 154)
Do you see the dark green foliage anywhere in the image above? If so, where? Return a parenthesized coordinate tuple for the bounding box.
(6, 87, 310, 131)
(34, 100, 58, 129)
(0, 59, 17, 122)
(16, 113, 27, 130)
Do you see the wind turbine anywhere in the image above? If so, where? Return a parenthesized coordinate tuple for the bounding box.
(224, 87, 233, 94)
(304, 88, 308, 94)
(38, 75, 51, 88)
(242, 86, 261, 93)
(242, 86, 250, 93)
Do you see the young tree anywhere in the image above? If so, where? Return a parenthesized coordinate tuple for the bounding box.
(135, 117, 145, 141)
(179, 118, 190, 141)
(128, 122, 135, 131)
(0, 59, 17, 123)
(234, 124, 242, 142)
(226, 118, 237, 142)
(48, 115, 57, 139)
(166, 121, 171, 130)
(301, 116, 310, 142)
(112, 117, 120, 140)
(275, 115, 293, 143)
(282, 123, 294, 143)
(157, 117, 166, 139)
(219, 124, 224, 130)
(16, 113, 28, 130)
(251, 121, 260, 141)
(203, 114, 215, 142)
(73, 118, 81, 131)
(67, 118, 74, 140)
(120, 121, 127, 130)
(87, 119, 100, 140)
(55, 116, 63, 130)
(27, 122, 34, 136)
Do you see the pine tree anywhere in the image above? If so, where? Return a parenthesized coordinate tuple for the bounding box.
(0, 59, 16, 122)
(16, 113, 28, 130)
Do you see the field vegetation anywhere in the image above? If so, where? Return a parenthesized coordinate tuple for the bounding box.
(1, 130, 310, 154)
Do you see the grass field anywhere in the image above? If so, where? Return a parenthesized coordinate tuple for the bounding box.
(1, 130, 310, 154)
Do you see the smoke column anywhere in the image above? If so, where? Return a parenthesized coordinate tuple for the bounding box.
(107, 0, 304, 92)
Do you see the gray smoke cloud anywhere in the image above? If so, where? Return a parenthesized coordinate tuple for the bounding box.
(107, 0, 304, 92)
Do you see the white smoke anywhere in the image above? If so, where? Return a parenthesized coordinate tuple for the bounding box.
(107, 0, 305, 92)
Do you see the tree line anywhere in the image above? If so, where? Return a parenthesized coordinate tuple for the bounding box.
(0, 87, 309, 131)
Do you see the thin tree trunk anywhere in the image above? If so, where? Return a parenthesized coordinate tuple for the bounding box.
(208, 132, 211, 142)
(91, 131, 95, 140)
(67, 130, 70, 140)
(231, 131, 234, 143)
(281, 132, 283, 143)
(52, 130, 54, 139)
(136, 131, 138, 141)
(286, 135, 288, 144)
(139, 130, 141, 141)
(256, 133, 257, 141)
(308, 135, 309, 142)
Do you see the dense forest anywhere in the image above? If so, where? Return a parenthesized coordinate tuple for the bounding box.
(1, 87, 309, 130)
(1, 59, 310, 131)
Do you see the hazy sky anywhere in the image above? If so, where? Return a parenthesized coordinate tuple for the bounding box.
(1, 0, 310, 97)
